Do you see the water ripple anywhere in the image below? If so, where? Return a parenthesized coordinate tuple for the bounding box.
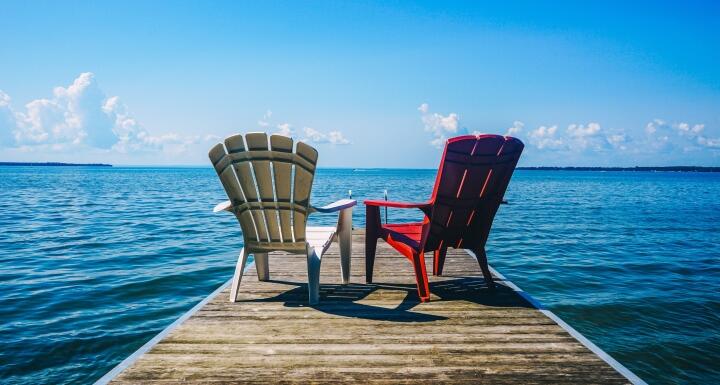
(0, 167, 718, 384)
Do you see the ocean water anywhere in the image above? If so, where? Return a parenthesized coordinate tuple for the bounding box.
(0, 166, 718, 384)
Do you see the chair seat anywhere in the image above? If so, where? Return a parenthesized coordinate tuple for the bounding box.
(382, 222, 424, 251)
(306, 226, 336, 253)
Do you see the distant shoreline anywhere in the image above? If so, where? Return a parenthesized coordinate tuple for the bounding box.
(517, 166, 720, 172)
(0, 163, 717, 172)
(0, 162, 112, 167)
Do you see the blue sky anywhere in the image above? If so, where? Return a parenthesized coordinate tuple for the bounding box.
(1, 1, 719, 167)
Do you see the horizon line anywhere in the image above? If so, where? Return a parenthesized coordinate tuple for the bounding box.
(2, 162, 720, 172)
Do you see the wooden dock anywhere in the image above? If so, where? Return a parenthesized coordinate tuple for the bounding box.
(98, 230, 645, 384)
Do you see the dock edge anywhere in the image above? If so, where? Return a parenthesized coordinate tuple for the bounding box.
(95, 253, 647, 385)
(472, 253, 647, 385)
(92, 274, 237, 385)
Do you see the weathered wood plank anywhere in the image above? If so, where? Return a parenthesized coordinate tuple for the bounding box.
(107, 230, 635, 384)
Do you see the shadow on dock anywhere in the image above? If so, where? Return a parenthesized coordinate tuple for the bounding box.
(240, 277, 533, 322)
(104, 233, 639, 385)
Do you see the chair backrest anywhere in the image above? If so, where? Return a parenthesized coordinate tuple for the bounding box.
(422, 135, 524, 251)
(209, 132, 319, 253)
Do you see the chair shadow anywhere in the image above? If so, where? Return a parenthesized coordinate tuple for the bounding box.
(239, 276, 533, 322)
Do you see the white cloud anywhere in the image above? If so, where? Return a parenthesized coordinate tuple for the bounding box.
(565, 122, 606, 150)
(0, 73, 209, 154)
(606, 133, 627, 150)
(412, 106, 719, 163)
(528, 125, 565, 150)
(326, 130, 350, 145)
(0, 90, 18, 146)
(12, 72, 117, 148)
(645, 119, 665, 134)
(697, 136, 720, 148)
(567, 122, 601, 138)
(413, 105, 718, 163)
(523, 122, 632, 152)
(253, 110, 349, 145)
(0, 91, 9, 106)
(302, 127, 350, 145)
(506, 120, 524, 136)
(417, 104, 525, 146)
(102, 94, 201, 154)
(418, 103, 460, 148)
(675, 122, 704, 134)
(276, 122, 293, 137)
(641, 119, 719, 153)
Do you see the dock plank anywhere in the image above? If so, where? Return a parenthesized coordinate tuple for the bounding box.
(107, 230, 636, 384)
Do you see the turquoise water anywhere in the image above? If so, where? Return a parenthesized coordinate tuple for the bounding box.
(1, 166, 718, 384)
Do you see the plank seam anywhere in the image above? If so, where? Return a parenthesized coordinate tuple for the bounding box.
(94, 248, 647, 385)
(463, 250, 647, 385)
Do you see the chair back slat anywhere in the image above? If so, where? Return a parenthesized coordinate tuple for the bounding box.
(292, 142, 318, 242)
(245, 133, 282, 243)
(210, 133, 319, 252)
(210, 142, 261, 243)
(271, 135, 295, 242)
(424, 135, 523, 251)
(467, 137, 524, 247)
(226, 135, 269, 242)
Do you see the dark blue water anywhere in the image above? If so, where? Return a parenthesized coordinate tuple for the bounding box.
(1, 167, 718, 384)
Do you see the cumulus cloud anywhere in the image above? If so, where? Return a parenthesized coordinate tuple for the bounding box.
(302, 127, 350, 145)
(645, 119, 664, 134)
(606, 133, 627, 150)
(676, 122, 704, 135)
(697, 136, 720, 148)
(0, 91, 17, 146)
(518, 117, 720, 164)
(255, 110, 350, 145)
(102, 95, 199, 153)
(642, 118, 719, 152)
(326, 130, 351, 145)
(566, 122, 606, 150)
(528, 125, 564, 150)
(418, 103, 460, 147)
(524, 122, 634, 153)
(567, 122, 601, 138)
(418, 104, 527, 146)
(276, 123, 293, 137)
(413, 102, 718, 163)
(11, 73, 117, 148)
(0, 72, 211, 155)
(506, 121, 524, 136)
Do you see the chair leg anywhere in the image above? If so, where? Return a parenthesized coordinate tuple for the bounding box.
(230, 247, 250, 302)
(433, 246, 448, 276)
(306, 245, 322, 305)
(337, 207, 353, 285)
(365, 205, 381, 284)
(474, 247, 495, 289)
(365, 237, 378, 284)
(254, 252, 269, 281)
(411, 250, 431, 302)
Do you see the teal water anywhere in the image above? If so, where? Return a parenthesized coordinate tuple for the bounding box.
(1, 167, 718, 384)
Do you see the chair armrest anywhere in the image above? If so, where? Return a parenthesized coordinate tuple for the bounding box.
(311, 199, 357, 213)
(213, 200, 233, 213)
(364, 199, 431, 209)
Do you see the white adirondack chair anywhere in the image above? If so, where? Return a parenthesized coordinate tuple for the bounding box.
(209, 132, 356, 305)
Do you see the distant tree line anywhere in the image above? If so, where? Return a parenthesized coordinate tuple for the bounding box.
(0, 162, 112, 167)
(517, 166, 720, 172)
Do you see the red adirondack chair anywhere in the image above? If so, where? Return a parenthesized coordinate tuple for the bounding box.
(364, 134, 524, 302)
